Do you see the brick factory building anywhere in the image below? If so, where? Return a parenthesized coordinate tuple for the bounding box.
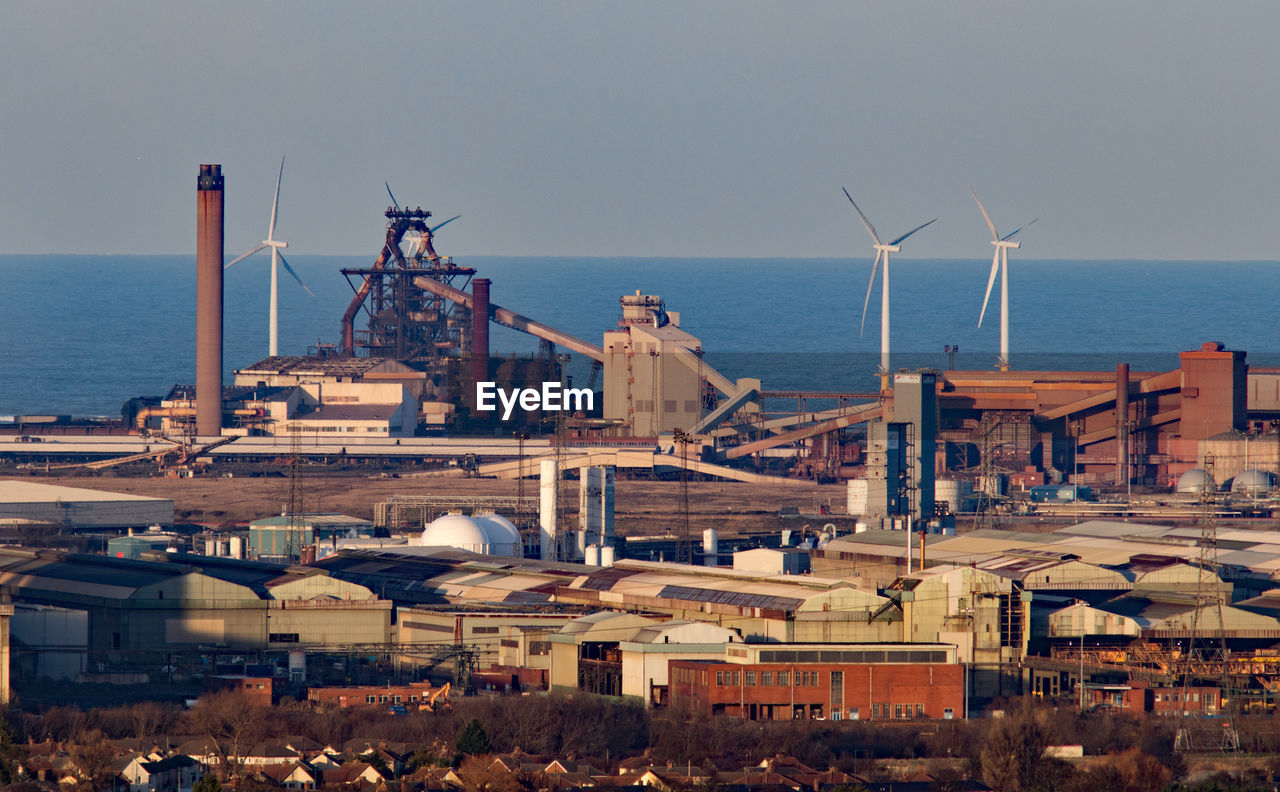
(668, 643, 963, 721)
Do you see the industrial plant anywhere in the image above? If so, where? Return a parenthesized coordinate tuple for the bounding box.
(4, 165, 1280, 778)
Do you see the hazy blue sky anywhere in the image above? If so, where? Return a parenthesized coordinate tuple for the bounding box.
(2, 2, 1277, 260)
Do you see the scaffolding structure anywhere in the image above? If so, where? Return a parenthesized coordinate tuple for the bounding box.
(375, 495, 540, 532)
(340, 207, 475, 401)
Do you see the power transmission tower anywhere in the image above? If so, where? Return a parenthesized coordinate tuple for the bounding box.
(514, 430, 530, 557)
(673, 428, 694, 564)
(1176, 454, 1240, 752)
(286, 424, 304, 561)
(975, 413, 1000, 531)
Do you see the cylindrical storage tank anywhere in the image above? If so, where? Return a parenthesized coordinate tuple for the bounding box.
(702, 528, 719, 555)
(979, 474, 1006, 497)
(585, 544, 601, 567)
(539, 459, 558, 560)
(204, 538, 216, 556)
(935, 479, 967, 513)
(216, 539, 229, 557)
(847, 479, 869, 515)
(600, 545, 616, 567)
(601, 466, 615, 542)
(229, 536, 244, 559)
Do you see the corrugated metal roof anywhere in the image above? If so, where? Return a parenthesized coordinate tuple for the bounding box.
(656, 584, 804, 612)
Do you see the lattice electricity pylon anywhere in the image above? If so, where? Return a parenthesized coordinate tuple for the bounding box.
(1175, 454, 1240, 752)
(672, 427, 695, 564)
(285, 424, 305, 560)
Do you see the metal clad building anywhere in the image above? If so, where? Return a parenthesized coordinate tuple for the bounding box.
(0, 480, 173, 529)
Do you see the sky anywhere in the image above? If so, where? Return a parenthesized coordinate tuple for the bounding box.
(2, 2, 1278, 261)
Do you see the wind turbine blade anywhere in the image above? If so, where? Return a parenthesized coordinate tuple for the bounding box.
(1001, 218, 1038, 242)
(225, 242, 268, 269)
(277, 253, 314, 296)
(969, 187, 999, 241)
(859, 250, 882, 337)
(268, 155, 285, 240)
(978, 250, 999, 327)
(385, 182, 400, 210)
(888, 218, 937, 247)
(430, 214, 462, 233)
(842, 188, 882, 245)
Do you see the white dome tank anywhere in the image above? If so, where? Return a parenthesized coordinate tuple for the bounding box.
(472, 513, 522, 557)
(418, 513, 518, 556)
(475, 513, 522, 542)
(1176, 468, 1212, 494)
(1232, 469, 1276, 495)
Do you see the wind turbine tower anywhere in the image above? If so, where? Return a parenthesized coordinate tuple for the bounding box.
(226, 156, 312, 358)
(972, 188, 1035, 372)
(843, 188, 936, 392)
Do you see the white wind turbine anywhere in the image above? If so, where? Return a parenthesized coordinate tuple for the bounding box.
(843, 188, 936, 390)
(226, 156, 312, 358)
(384, 182, 462, 261)
(971, 187, 1036, 372)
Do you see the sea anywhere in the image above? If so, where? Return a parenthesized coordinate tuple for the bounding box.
(2, 255, 1279, 418)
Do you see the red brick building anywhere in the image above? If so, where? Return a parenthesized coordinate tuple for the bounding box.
(307, 681, 447, 709)
(208, 675, 274, 707)
(668, 644, 964, 721)
(1080, 680, 1220, 717)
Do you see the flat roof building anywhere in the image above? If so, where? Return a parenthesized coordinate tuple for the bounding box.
(0, 480, 173, 530)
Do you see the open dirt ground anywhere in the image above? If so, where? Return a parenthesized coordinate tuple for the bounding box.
(27, 472, 849, 538)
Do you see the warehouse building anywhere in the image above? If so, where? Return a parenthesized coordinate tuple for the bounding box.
(549, 613, 741, 704)
(0, 549, 390, 661)
(0, 480, 172, 530)
(248, 513, 376, 561)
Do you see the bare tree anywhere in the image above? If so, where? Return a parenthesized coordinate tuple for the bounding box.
(183, 689, 265, 783)
(64, 728, 116, 791)
(980, 702, 1049, 792)
(454, 754, 519, 792)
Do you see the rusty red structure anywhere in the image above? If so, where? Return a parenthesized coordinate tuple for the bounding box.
(339, 207, 477, 403)
(471, 277, 491, 395)
(195, 164, 224, 437)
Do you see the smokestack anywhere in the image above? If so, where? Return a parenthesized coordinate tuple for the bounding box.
(196, 164, 224, 438)
(472, 278, 490, 398)
(1116, 363, 1130, 486)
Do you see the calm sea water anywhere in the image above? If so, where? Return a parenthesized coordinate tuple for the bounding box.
(2, 255, 1278, 417)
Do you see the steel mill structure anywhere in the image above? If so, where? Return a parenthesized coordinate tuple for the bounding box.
(25, 171, 1280, 503)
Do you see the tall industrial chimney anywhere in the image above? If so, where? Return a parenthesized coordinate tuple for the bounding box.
(472, 278, 490, 395)
(196, 164, 224, 438)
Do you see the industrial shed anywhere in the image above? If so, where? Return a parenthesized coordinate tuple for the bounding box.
(0, 549, 390, 657)
(0, 480, 172, 529)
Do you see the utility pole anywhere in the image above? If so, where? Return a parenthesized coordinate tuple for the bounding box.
(1078, 599, 1085, 713)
